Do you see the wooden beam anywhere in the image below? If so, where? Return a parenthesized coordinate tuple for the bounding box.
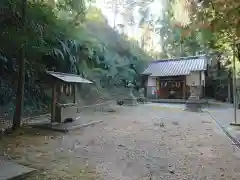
(155, 77, 158, 99)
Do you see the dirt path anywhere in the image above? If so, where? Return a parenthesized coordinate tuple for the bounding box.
(1, 104, 240, 180)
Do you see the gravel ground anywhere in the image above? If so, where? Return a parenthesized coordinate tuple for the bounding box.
(1, 104, 240, 180)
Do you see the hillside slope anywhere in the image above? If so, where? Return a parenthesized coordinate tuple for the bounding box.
(0, 2, 150, 118)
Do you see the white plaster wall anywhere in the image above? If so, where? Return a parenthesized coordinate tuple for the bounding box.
(186, 71, 202, 86)
(201, 71, 205, 86)
(147, 76, 156, 86)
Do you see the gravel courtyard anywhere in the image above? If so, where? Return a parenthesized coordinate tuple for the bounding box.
(1, 104, 240, 180)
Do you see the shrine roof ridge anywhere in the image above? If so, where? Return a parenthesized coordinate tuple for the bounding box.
(152, 55, 206, 63)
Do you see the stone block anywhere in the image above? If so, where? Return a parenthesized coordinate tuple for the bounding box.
(0, 157, 35, 180)
(55, 104, 77, 123)
(124, 98, 138, 106)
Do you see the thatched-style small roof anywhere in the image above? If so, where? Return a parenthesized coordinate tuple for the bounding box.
(46, 71, 93, 84)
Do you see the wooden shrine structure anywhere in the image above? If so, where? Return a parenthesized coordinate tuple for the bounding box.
(45, 71, 92, 123)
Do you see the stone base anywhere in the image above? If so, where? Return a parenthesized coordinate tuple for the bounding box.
(30, 120, 103, 132)
(184, 84, 204, 112)
(230, 122, 240, 126)
(124, 98, 138, 106)
(55, 105, 78, 123)
(0, 156, 36, 180)
(137, 97, 147, 104)
(185, 101, 203, 112)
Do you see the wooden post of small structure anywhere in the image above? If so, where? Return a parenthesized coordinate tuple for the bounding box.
(51, 83, 57, 123)
(73, 84, 76, 104)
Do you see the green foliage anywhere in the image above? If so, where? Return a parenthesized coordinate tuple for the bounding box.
(0, 0, 150, 114)
(153, 2, 204, 58)
(168, 0, 240, 100)
(170, 0, 240, 58)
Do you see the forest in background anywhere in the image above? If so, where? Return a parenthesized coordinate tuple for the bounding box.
(0, 0, 151, 120)
(0, 0, 239, 126)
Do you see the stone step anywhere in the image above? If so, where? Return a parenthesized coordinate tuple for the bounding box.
(0, 157, 36, 180)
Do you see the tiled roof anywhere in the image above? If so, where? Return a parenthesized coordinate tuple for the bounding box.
(141, 56, 207, 77)
(47, 71, 93, 84)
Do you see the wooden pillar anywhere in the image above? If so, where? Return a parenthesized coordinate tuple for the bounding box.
(158, 78, 161, 99)
(51, 83, 57, 123)
(156, 77, 159, 99)
(199, 71, 202, 99)
(183, 77, 186, 99)
(73, 84, 76, 104)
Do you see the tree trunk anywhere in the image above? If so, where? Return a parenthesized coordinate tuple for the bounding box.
(12, 0, 27, 130)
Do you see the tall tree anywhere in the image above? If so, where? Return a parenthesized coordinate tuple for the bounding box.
(104, 0, 123, 29)
(12, 0, 27, 130)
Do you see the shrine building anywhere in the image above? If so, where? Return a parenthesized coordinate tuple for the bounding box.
(141, 55, 208, 100)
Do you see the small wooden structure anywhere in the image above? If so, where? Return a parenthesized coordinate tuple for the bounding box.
(46, 71, 92, 123)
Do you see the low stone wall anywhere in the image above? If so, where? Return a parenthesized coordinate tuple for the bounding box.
(149, 98, 208, 105)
